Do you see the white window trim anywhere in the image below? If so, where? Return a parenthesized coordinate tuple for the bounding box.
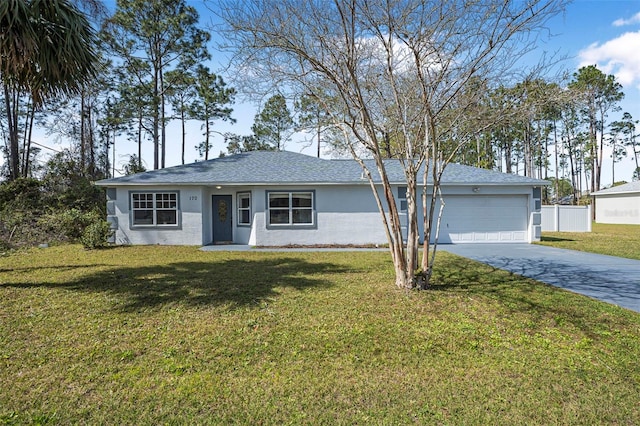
(130, 191, 180, 228)
(266, 190, 316, 228)
(237, 192, 252, 226)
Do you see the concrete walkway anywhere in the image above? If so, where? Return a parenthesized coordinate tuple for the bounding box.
(439, 244, 640, 313)
(200, 245, 387, 252)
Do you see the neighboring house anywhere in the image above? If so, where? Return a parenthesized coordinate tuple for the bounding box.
(95, 151, 547, 246)
(592, 181, 640, 225)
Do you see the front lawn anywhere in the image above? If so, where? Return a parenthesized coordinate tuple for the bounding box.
(1, 245, 639, 424)
(539, 222, 640, 260)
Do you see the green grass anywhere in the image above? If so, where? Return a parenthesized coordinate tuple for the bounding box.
(539, 222, 640, 260)
(1, 245, 639, 424)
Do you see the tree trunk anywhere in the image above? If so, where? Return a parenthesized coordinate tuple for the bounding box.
(4, 85, 20, 181)
(160, 63, 166, 169)
(317, 108, 321, 158)
(347, 138, 412, 289)
(80, 90, 86, 174)
(504, 139, 512, 174)
(88, 104, 96, 177)
(181, 101, 186, 165)
(205, 115, 210, 161)
(137, 113, 143, 169)
(153, 63, 160, 170)
(22, 106, 35, 178)
(596, 119, 604, 190)
(553, 121, 559, 202)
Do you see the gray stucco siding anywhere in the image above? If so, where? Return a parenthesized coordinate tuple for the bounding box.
(104, 180, 542, 246)
(245, 185, 388, 246)
(111, 186, 204, 245)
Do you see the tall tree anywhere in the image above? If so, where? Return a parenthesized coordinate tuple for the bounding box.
(165, 68, 196, 165)
(102, 0, 210, 169)
(112, 65, 155, 170)
(0, 0, 99, 181)
(190, 66, 236, 160)
(569, 65, 624, 192)
(296, 93, 334, 157)
(609, 112, 640, 184)
(252, 94, 295, 151)
(219, 0, 567, 289)
(224, 133, 274, 155)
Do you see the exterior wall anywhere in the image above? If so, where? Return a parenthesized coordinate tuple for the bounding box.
(246, 185, 388, 246)
(106, 182, 543, 246)
(541, 205, 592, 232)
(595, 193, 640, 225)
(109, 186, 205, 245)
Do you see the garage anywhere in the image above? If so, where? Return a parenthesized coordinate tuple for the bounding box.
(436, 195, 529, 243)
(592, 181, 640, 225)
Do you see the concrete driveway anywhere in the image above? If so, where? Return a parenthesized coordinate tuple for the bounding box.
(439, 244, 640, 313)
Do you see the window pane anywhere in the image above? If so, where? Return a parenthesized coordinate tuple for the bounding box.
(293, 209, 312, 224)
(397, 186, 407, 199)
(292, 193, 312, 207)
(156, 210, 177, 225)
(239, 194, 250, 208)
(240, 210, 250, 224)
(133, 193, 153, 209)
(133, 210, 153, 225)
(156, 193, 177, 209)
(269, 209, 290, 224)
(269, 193, 290, 208)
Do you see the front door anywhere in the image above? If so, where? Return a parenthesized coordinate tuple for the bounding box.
(212, 195, 233, 243)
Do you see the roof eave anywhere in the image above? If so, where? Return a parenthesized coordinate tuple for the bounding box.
(96, 180, 548, 187)
(593, 190, 640, 196)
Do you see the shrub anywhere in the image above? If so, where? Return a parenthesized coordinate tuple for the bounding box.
(0, 238, 13, 254)
(0, 178, 43, 211)
(59, 209, 99, 240)
(80, 220, 113, 249)
(37, 209, 106, 243)
(0, 209, 46, 248)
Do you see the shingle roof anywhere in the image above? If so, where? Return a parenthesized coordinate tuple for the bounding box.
(592, 180, 640, 196)
(95, 150, 548, 186)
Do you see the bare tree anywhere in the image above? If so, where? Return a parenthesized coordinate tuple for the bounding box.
(217, 0, 566, 289)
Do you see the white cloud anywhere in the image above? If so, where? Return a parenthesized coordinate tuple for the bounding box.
(579, 31, 640, 90)
(612, 11, 640, 27)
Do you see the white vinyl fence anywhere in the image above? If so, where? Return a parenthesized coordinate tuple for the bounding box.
(541, 205, 592, 232)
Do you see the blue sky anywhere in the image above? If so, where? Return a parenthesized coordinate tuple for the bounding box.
(540, 0, 640, 183)
(551, 0, 640, 118)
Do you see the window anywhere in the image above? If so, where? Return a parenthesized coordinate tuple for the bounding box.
(267, 191, 314, 226)
(398, 186, 408, 211)
(131, 192, 178, 226)
(237, 192, 251, 226)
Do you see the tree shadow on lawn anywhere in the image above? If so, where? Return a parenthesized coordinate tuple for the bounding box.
(1, 257, 345, 312)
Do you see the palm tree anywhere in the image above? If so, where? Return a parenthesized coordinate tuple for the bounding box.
(1, 0, 99, 180)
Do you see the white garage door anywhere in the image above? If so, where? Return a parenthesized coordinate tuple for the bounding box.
(435, 195, 529, 243)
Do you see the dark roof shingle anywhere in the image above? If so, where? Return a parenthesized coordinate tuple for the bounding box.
(96, 150, 547, 186)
